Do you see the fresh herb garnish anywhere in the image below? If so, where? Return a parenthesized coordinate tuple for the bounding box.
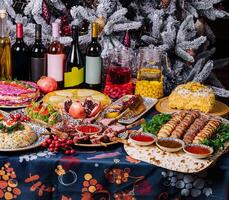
(202, 124, 229, 151)
(141, 114, 172, 135)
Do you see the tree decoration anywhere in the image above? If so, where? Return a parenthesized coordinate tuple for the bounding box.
(122, 30, 131, 48)
(161, 0, 171, 9)
(42, 0, 51, 24)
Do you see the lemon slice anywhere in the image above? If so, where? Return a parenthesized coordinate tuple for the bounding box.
(77, 89, 95, 97)
(49, 96, 67, 103)
(105, 112, 120, 118)
(55, 90, 73, 97)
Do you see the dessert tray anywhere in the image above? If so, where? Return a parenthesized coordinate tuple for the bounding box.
(156, 97, 229, 117)
(124, 111, 229, 173)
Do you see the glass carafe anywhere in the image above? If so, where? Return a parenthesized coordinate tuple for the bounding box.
(135, 47, 165, 99)
(104, 47, 133, 99)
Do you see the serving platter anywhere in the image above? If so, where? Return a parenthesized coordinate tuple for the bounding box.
(124, 141, 229, 173)
(42, 89, 111, 109)
(124, 114, 229, 173)
(99, 95, 157, 125)
(0, 122, 49, 152)
(156, 97, 229, 117)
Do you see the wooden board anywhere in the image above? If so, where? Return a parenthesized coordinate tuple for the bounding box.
(155, 97, 229, 117)
(42, 89, 111, 109)
(124, 142, 229, 174)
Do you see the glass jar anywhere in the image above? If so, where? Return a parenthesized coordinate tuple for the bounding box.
(103, 47, 133, 99)
(135, 47, 165, 99)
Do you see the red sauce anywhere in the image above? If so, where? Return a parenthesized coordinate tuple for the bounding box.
(131, 134, 154, 142)
(185, 146, 211, 155)
(77, 125, 100, 133)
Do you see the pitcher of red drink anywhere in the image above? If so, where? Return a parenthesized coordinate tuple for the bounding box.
(104, 47, 133, 99)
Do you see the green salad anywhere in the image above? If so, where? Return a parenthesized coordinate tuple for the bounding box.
(26, 102, 60, 125)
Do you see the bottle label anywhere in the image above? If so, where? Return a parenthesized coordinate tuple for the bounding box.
(31, 57, 46, 82)
(47, 54, 64, 81)
(64, 67, 84, 87)
(85, 56, 101, 84)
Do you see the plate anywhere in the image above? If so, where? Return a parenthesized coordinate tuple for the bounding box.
(99, 95, 157, 125)
(0, 105, 28, 109)
(155, 97, 229, 117)
(74, 131, 128, 147)
(42, 89, 111, 109)
(0, 122, 49, 152)
(119, 96, 157, 124)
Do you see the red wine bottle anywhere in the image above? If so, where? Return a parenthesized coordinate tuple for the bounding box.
(64, 25, 84, 88)
(31, 24, 47, 82)
(85, 22, 102, 91)
(12, 23, 30, 80)
(47, 22, 64, 87)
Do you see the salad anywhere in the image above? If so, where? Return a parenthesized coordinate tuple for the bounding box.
(25, 102, 61, 125)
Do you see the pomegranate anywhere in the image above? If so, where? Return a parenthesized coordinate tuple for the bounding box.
(69, 101, 86, 119)
(83, 98, 101, 117)
(37, 76, 57, 94)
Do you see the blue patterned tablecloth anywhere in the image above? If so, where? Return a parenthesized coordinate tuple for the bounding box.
(0, 110, 228, 200)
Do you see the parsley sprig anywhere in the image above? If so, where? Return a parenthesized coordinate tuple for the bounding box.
(141, 114, 172, 135)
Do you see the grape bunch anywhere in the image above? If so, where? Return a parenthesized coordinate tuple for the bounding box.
(42, 135, 76, 155)
(9, 113, 30, 122)
(104, 168, 130, 184)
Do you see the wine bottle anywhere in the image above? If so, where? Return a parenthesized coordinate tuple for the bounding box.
(12, 23, 30, 80)
(85, 22, 102, 90)
(47, 22, 64, 87)
(0, 10, 11, 80)
(31, 24, 47, 82)
(64, 25, 84, 88)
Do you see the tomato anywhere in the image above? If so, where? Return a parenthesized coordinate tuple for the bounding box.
(40, 108, 49, 116)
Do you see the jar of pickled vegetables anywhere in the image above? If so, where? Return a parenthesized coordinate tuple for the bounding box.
(104, 47, 134, 99)
(135, 47, 166, 99)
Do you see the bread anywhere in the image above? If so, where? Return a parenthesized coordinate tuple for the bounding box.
(168, 82, 215, 113)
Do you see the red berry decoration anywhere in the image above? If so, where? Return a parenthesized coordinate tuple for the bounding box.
(41, 134, 76, 154)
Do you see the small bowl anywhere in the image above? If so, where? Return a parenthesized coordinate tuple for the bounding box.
(156, 138, 184, 153)
(76, 124, 102, 135)
(129, 131, 156, 146)
(183, 144, 213, 159)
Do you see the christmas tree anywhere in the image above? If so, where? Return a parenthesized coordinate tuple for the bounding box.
(1, 0, 229, 96)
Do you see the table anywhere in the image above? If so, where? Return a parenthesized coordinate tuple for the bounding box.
(0, 110, 229, 200)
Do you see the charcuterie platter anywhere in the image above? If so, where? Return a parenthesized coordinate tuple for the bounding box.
(124, 111, 229, 173)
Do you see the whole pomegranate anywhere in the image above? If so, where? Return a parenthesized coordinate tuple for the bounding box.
(37, 76, 57, 94)
(69, 101, 86, 119)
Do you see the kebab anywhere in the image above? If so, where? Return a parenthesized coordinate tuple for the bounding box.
(183, 115, 209, 144)
(157, 111, 187, 138)
(170, 111, 200, 139)
(192, 119, 221, 144)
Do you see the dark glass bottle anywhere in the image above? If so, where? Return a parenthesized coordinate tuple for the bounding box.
(31, 24, 46, 82)
(12, 23, 30, 80)
(47, 22, 64, 88)
(85, 22, 102, 90)
(64, 25, 84, 88)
